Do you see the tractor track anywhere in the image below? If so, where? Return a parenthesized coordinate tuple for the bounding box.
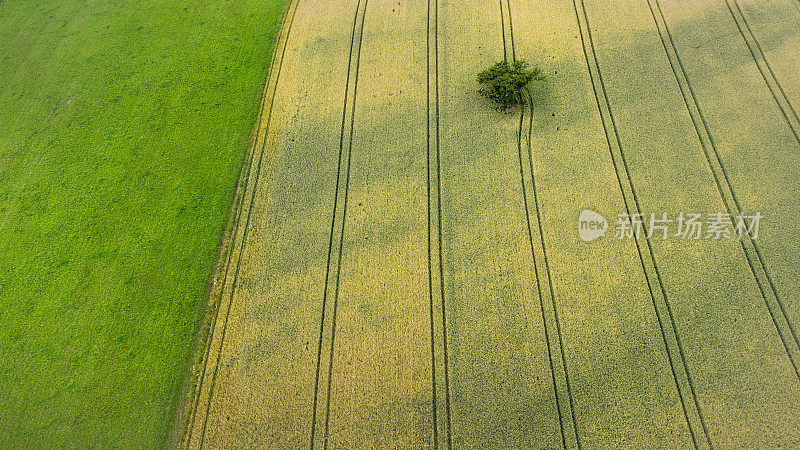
(724, 0, 800, 146)
(573, 0, 713, 447)
(504, 1, 580, 447)
(648, 0, 800, 380)
(426, 0, 453, 446)
(308, 0, 369, 447)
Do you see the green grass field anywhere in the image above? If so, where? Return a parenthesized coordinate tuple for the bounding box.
(0, 0, 285, 446)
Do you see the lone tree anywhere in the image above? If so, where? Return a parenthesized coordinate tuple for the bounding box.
(477, 60, 545, 108)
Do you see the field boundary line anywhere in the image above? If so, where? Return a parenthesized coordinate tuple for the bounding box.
(648, 0, 800, 379)
(573, 1, 713, 447)
(725, 0, 800, 145)
(308, 0, 369, 447)
(183, 3, 284, 440)
(181, 0, 302, 447)
(426, 0, 453, 446)
(182, 16, 270, 448)
(180, 36, 267, 450)
(195, 0, 302, 444)
(505, 1, 580, 447)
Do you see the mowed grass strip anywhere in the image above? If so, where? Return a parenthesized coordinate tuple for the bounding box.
(0, 0, 284, 446)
